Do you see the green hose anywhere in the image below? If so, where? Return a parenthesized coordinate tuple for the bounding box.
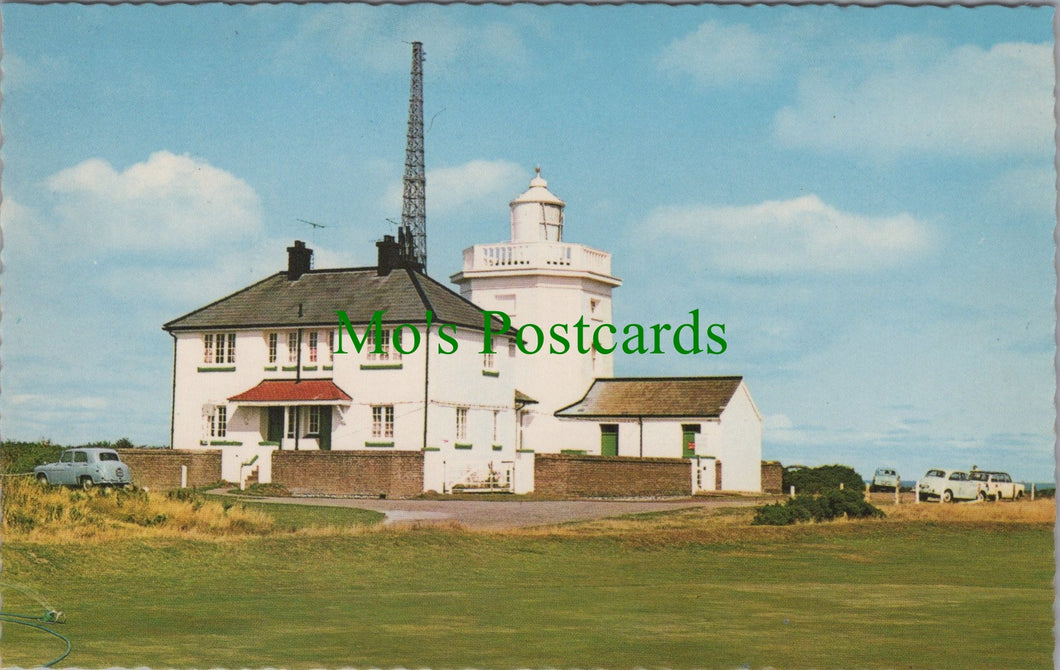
(0, 610, 72, 667)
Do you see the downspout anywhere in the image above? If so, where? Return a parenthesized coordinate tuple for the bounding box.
(169, 333, 178, 449)
(422, 324, 430, 451)
(639, 416, 643, 457)
(294, 327, 302, 451)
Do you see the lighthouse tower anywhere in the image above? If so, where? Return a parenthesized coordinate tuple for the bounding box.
(451, 168, 622, 452)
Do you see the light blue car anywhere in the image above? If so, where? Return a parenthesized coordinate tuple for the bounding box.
(34, 448, 132, 489)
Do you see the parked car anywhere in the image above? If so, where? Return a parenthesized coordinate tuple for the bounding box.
(917, 469, 981, 503)
(968, 470, 1024, 501)
(34, 448, 132, 489)
(870, 467, 901, 492)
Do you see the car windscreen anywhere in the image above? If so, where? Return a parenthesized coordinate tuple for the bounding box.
(98, 452, 120, 461)
(925, 470, 945, 478)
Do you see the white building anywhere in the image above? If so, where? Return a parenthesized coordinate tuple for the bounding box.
(164, 171, 764, 493)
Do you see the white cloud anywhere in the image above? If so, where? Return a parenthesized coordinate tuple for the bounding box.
(775, 41, 1053, 158)
(384, 159, 526, 216)
(656, 20, 784, 86)
(643, 194, 931, 274)
(44, 151, 263, 252)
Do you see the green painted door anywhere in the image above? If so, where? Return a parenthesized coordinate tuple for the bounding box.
(267, 407, 284, 443)
(600, 425, 618, 456)
(319, 407, 332, 451)
(681, 425, 700, 458)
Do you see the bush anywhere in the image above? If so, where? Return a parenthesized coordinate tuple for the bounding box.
(1, 441, 64, 475)
(782, 464, 865, 494)
(753, 488, 885, 526)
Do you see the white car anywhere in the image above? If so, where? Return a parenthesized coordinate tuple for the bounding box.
(917, 469, 982, 503)
(968, 470, 1024, 501)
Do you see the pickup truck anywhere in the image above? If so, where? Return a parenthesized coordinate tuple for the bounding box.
(34, 448, 132, 489)
(968, 470, 1024, 501)
(917, 469, 981, 503)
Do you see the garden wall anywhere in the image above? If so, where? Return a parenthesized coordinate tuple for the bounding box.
(117, 449, 222, 490)
(271, 450, 424, 498)
(761, 460, 783, 493)
(534, 453, 691, 497)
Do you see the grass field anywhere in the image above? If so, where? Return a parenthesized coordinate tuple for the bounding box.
(1, 495, 1053, 669)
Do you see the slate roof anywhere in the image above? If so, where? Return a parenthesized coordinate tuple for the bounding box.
(228, 379, 353, 404)
(554, 376, 744, 419)
(164, 267, 502, 333)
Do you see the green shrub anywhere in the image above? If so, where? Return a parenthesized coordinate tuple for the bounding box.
(753, 489, 885, 526)
(782, 464, 865, 494)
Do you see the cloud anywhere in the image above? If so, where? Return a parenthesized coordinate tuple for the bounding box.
(774, 41, 1053, 158)
(642, 194, 931, 274)
(383, 159, 526, 216)
(656, 20, 784, 86)
(285, 6, 531, 77)
(44, 151, 263, 253)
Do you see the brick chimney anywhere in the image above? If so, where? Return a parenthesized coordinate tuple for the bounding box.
(287, 240, 312, 280)
(376, 235, 402, 276)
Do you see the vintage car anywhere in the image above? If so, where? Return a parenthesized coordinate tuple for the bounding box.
(917, 469, 982, 503)
(870, 467, 901, 492)
(34, 448, 132, 489)
(968, 470, 1024, 501)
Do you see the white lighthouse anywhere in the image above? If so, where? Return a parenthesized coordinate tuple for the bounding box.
(451, 168, 622, 453)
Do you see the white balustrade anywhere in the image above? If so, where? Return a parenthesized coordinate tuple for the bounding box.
(463, 242, 612, 276)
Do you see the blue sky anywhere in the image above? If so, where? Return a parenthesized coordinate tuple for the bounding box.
(1, 5, 1054, 482)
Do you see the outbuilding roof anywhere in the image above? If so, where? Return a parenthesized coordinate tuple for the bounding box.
(163, 267, 502, 333)
(554, 376, 744, 419)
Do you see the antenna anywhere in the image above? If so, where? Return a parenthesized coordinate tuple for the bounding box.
(401, 41, 427, 271)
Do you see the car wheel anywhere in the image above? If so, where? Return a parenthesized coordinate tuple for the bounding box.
(36, 473, 49, 485)
(1016, 490, 1024, 500)
(80, 476, 94, 490)
(942, 489, 954, 503)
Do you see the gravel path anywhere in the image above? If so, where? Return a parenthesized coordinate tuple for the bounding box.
(219, 493, 767, 529)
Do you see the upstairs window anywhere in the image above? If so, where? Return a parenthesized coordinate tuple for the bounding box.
(267, 333, 278, 364)
(204, 333, 235, 364)
(483, 352, 495, 370)
(308, 332, 319, 363)
(367, 329, 401, 361)
(287, 332, 299, 364)
(327, 330, 335, 363)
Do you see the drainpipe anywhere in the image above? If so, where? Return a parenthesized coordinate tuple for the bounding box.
(169, 333, 178, 449)
(422, 321, 431, 451)
(294, 328, 303, 451)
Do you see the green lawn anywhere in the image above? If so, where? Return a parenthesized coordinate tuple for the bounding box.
(1, 509, 1052, 669)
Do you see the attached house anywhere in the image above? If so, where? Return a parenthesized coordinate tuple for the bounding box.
(555, 376, 763, 491)
(163, 237, 520, 488)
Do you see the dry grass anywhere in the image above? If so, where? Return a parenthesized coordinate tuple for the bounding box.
(1, 476, 276, 542)
(879, 497, 1055, 524)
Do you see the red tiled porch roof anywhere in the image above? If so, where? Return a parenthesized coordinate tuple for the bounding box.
(228, 379, 352, 405)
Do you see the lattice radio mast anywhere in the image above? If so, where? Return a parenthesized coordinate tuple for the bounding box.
(401, 41, 427, 271)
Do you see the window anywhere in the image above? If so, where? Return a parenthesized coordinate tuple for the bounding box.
(492, 410, 499, 443)
(327, 330, 335, 363)
(204, 332, 235, 364)
(308, 406, 321, 435)
(286, 407, 297, 438)
(508, 340, 517, 358)
(287, 332, 298, 363)
(372, 405, 394, 439)
(73, 451, 88, 463)
(309, 332, 318, 363)
(367, 329, 401, 361)
(483, 352, 495, 370)
(267, 333, 278, 364)
(456, 407, 468, 440)
(209, 406, 227, 438)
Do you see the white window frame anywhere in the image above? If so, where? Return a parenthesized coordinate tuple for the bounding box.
(208, 405, 227, 438)
(483, 352, 495, 370)
(286, 407, 297, 438)
(367, 329, 401, 361)
(308, 406, 321, 435)
(309, 332, 318, 363)
(456, 407, 468, 440)
(372, 405, 394, 439)
(267, 332, 278, 364)
(203, 334, 214, 363)
(287, 332, 298, 364)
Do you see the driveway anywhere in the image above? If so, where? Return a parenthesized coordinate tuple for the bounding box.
(221, 493, 766, 529)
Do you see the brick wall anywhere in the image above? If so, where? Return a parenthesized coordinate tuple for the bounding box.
(117, 449, 222, 490)
(761, 460, 783, 493)
(535, 453, 691, 497)
(272, 450, 424, 498)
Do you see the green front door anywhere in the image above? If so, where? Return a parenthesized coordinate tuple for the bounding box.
(600, 424, 618, 456)
(266, 407, 284, 443)
(319, 407, 332, 451)
(681, 424, 700, 458)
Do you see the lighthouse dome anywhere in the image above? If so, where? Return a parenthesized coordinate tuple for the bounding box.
(510, 167, 565, 242)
